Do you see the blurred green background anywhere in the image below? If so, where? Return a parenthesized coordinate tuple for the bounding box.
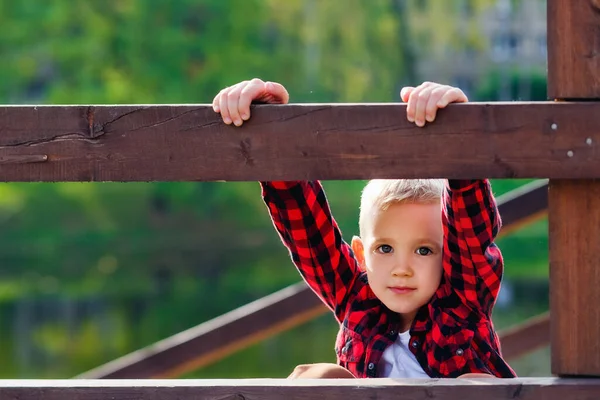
(0, 0, 550, 378)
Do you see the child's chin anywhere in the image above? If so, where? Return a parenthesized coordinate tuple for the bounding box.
(386, 303, 418, 315)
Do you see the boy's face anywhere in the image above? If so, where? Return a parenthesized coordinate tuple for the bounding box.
(352, 201, 443, 331)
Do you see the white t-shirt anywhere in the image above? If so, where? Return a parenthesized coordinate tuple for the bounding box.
(378, 330, 429, 378)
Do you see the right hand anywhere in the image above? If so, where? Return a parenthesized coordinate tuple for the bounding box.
(400, 81, 468, 127)
(212, 78, 289, 126)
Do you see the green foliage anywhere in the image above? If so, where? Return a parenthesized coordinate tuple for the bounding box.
(475, 69, 548, 101)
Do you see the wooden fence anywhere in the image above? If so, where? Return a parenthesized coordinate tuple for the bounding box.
(1, 0, 600, 398)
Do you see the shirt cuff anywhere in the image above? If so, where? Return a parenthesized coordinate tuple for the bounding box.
(447, 179, 481, 192)
(260, 181, 303, 190)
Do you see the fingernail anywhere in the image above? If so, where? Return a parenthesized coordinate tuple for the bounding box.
(241, 113, 249, 120)
(224, 117, 232, 124)
(426, 114, 433, 122)
(416, 120, 424, 127)
(213, 106, 220, 113)
(407, 116, 414, 122)
(234, 119, 242, 126)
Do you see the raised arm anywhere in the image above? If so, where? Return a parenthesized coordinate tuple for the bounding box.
(442, 179, 503, 316)
(211, 78, 364, 322)
(261, 180, 362, 321)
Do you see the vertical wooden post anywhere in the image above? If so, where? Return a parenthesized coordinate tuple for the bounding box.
(548, 0, 600, 376)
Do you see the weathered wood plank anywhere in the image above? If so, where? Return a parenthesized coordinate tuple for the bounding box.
(549, 181, 600, 376)
(547, 0, 600, 377)
(0, 103, 599, 181)
(77, 181, 549, 379)
(547, 0, 600, 99)
(2, 378, 600, 400)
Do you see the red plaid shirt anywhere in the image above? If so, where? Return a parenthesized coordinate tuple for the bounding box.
(261, 179, 516, 378)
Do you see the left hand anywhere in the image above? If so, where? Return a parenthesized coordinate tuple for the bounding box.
(400, 82, 468, 127)
(457, 373, 496, 379)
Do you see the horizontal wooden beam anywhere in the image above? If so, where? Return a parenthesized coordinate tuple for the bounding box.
(0, 103, 599, 181)
(2, 378, 600, 400)
(495, 179, 548, 236)
(498, 312, 550, 361)
(75, 282, 327, 379)
(77, 180, 549, 379)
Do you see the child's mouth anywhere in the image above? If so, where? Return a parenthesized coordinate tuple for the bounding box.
(389, 286, 416, 294)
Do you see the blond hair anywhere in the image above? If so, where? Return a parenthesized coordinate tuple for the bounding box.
(358, 179, 445, 237)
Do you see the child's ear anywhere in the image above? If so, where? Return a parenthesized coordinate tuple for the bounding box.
(351, 236, 366, 271)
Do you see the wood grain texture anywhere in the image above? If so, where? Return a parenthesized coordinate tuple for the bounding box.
(0, 103, 600, 181)
(549, 180, 600, 375)
(547, 0, 600, 99)
(547, 0, 600, 377)
(2, 378, 600, 400)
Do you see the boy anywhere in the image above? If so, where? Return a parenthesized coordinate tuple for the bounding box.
(212, 79, 516, 379)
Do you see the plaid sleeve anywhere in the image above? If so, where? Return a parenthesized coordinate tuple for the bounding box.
(260, 181, 361, 322)
(442, 179, 503, 316)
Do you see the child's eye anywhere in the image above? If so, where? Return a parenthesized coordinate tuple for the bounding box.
(416, 247, 432, 256)
(376, 245, 393, 254)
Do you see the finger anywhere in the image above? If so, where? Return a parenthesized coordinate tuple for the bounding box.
(406, 82, 432, 123)
(414, 86, 434, 127)
(212, 88, 226, 113)
(263, 81, 290, 104)
(226, 83, 247, 126)
(424, 86, 449, 122)
(437, 87, 468, 108)
(219, 87, 233, 125)
(238, 78, 268, 120)
(239, 80, 290, 121)
(400, 86, 415, 103)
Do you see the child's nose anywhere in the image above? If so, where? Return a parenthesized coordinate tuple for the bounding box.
(391, 256, 413, 277)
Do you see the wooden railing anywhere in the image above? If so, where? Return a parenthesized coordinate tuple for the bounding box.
(2, 1, 600, 398)
(2, 377, 600, 400)
(0, 103, 597, 182)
